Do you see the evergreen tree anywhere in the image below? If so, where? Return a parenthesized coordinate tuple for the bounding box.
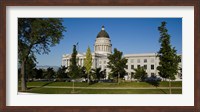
(84, 46, 92, 83)
(157, 21, 180, 94)
(107, 48, 127, 84)
(68, 45, 79, 92)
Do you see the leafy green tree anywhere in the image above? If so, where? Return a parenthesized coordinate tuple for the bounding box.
(157, 21, 181, 94)
(56, 66, 68, 81)
(84, 46, 92, 83)
(107, 48, 127, 84)
(91, 68, 106, 82)
(68, 45, 80, 92)
(133, 66, 147, 82)
(33, 68, 44, 79)
(18, 18, 66, 91)
(25, 57, 36, 82)
(91, 67, 102, 82)
(44, 67, 55, 81)
(78, 66, 87, 78)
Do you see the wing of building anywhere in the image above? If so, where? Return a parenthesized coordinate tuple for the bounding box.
(62, 26, 182, 81)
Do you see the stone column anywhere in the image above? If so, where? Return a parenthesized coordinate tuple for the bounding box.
(106, 46, 108, 52)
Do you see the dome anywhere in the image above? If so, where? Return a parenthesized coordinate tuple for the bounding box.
(94, 26, 112, 54)
(96, 26, 110, 38)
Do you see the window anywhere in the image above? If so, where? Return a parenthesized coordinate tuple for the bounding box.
(144, 65, 147, 69)
(151, 73, 155, 76)
(104, 61, 106, 64)
(131, 59, 134, 63)
(125, 65, 128, 69)
(137, 65, 140, 68)
(131, 72, 134, 77)
(144, 59, 147, 63)
(131, 65, 134, 69)
(137, 59, 140, 63)
(151, 65, 154, 70)
(99, 61, 101, 64)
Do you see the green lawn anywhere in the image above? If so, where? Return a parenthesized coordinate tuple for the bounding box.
(24, 88, 181, 94)
(18, 81, 182, 94)
(25, 81, 182, 87)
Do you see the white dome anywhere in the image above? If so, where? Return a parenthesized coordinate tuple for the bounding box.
(94, 26, 112, 55)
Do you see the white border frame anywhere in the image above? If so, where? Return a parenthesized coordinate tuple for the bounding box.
(6, 6, 194, 106)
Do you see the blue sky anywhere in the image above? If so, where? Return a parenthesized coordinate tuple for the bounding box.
(36, 18, 182, 66)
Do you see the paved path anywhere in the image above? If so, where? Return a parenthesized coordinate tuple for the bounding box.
(28, 86, 182, 89)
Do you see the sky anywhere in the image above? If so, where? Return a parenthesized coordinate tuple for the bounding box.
(36, 18, 182, 66)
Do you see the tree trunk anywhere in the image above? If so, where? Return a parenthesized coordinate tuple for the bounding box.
(21, 60, 27, 91)
(87, 73, 90, 84)
(118, 72, 120, 84)
(169, 79, 171, 94)
(72, 81, 75, 92)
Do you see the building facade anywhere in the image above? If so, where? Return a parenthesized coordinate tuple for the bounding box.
(62, 26, 182, 81)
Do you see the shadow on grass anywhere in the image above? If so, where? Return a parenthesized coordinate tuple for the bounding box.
(146, 80, 168, 94)
(159, 89, 167, 94)
(40, 81, 54, 87)
(26, 81, 54, 91)
(89, 81, 97, 85)
(27, 87, 36, 90)
(146, 81, 160, 87)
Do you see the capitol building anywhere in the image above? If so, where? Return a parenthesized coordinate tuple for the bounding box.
(62, 26, 182, 81)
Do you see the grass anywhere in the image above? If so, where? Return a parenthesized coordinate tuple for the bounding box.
(25, 81, 182, 88)
(25, 88, 182, 94)
(18, 81, 182, 94)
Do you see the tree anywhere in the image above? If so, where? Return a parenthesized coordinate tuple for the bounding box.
(91, 68, 106, 82)
(56, 66, 68, 81)
(18, 18, 66, 91)
(157, 21, 180, 94)
(84, 46, 92, 83)
(68, 45, 80, 92)
(133, 66, 147, 82)
(34, 68, 44, 79)
(25, 57, 36, 82)
(91, 67, 102, 82)
(78, 66, 87, 78)
(92, 68, 106, 81)
(107, 48, 127, 84)
(44, 67, 55, 81)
